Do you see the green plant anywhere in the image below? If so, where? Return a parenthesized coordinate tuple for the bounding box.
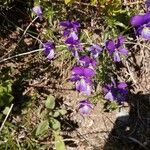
(0, 80, 13, 108)
(36, 95, 66, 150)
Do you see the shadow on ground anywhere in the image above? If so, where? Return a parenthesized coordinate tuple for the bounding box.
(104, 93, 150, 150)
(0, 0, 33, 37)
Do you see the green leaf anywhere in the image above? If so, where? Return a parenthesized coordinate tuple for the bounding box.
(40, 109, 48, 119)
(36, 120, 49, 136)
(45, 95, 55, 109)
(53, 111, 60, 118)
(53, 109, 67, 118)
(2, 107, 10, 115)
(114, 21, 127, 29)
(50, 118, 60, 130)
(58, 109, 67, 116)
(64, 0, 72, 4)
(54, 131, 65, 150)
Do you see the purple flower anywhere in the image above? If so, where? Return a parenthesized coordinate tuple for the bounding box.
(43, 42, 55, 60)
(64, 32, 82, 58)
(33, 6, 42, 18)
(75, 78, 93, 95)
(78, 100, 93, 115)
(78, 55, 97, 68)
(65, 32, 80, 46)
(88, 44, 102, 58)
(130, 12, 150, 39)
(60, 21, 80, 37)
(130, 12, 150, 27)
(135, 23, 150, 39)
(60, 21, 80, 32)
(130, 15, 145, 27)
(71, 66, 94, 95)
(106, 36, 128, 62)
(71, 66, 95, 78)
(103, 81, 128, 104)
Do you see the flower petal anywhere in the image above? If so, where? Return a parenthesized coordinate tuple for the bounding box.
(43, 42, 55, 59)
(130, 15, 145, 27)
(143, 12, 150, 24)
(83, 68, 95, 77)
(105, 91, 114, 101)
(70, 32, 78, 40)
(79, 55, 97, 67)
(141, 27, 150, 39)
(79, 100, 93, 115)
(70, 75, 80, 82)
(119, 48, 128, 55)
(33, 6, 42, 17)
(47, 49, 54, 60)
(76, 79, 92, 95)
(89, 44, 102, 58)
(113, 52, 121, 62)
(65, 37, 80, 45)
(72, 67, 84, 76)
(63, 29, 70, 37)
(71, 21, 80, 29)
(106, 40, 116, 54)
(76, 79, 87, 92)
(117, 82, 127, 89)
(116, 36, 125, 48)
(60, 21, 71, 27)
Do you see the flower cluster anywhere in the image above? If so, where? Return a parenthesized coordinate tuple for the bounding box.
(59, 20, 129, 114)
(60, 21, 104, 115)
(32, 4, 129, 115)
(130, 12, 150, 39)
(60, 21, 82, 58)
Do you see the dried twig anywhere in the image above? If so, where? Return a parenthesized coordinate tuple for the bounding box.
(0, 104, 14, 133)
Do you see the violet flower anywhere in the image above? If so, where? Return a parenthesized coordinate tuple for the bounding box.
(103, 81, 128, 104)
(75, 78, 92, 95)
(71, 66, 94, 95)
(88, 44, 102, 58)
(43, 42, 55, 60)
(33, 6, 42, 18)
(71, 66, 95, 78)
(71, 76, 93, 95)
(130, 12, 150, 39)
(65, 32, 80, 47)
(64, 32, 82, 58)
(78, 100, 93, 115)
(106, 36, 128, 62)
(130, 15, 146, 27)
(60, 21, 80, 36)
(78, 55, 97, 68)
